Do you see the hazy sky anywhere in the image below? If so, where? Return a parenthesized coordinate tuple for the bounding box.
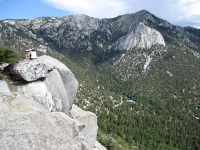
(0, 0, 200, 28)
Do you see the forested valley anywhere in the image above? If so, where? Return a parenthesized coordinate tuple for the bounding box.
(65, 44, 200, 150)
(1, 37, 200, 149)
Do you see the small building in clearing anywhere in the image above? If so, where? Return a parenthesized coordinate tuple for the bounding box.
(128, 100, 135, 103)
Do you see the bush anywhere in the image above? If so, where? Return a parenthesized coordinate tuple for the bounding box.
(0, 46, 20, 63)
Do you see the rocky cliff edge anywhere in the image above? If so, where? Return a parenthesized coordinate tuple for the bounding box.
(0, 55, 106, 150)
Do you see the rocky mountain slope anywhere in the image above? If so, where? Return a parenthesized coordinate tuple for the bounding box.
(1, 10, 165, 51)
(0, 10, 199, 75)
(0, 10, 199, 51)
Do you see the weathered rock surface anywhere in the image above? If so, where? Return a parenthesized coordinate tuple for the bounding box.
(0, 63, 9, 72)
(38, 55, 79, 108)
(8, 55, 78, 115)
(114, 22, 165, 50)
(70, 104, 98, 148)
(0, 80, 12, 95)
(11, 60, 47, 82)
(0, 93, 83, 150)
(0, 57, 106, 150)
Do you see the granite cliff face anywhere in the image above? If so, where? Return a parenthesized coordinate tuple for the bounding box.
(113, 22, 165, 50)
(6, 55, 78, 115)
(0, 56, 106, 150)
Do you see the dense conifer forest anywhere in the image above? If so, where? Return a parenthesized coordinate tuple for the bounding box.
(65, 44, 200, 150)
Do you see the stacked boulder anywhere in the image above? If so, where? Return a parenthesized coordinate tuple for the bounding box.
(8, 55, 78, 115)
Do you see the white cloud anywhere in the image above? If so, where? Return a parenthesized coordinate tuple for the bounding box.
(173, 0, 200, 26)
(178, 0, 199, 6)
(43, 0, 130, 18)
(43, 0, 200, 27)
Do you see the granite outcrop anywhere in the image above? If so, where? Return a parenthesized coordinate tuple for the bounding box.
(0, 56, 106, 150)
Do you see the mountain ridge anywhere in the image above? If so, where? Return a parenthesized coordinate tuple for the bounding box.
(1, 10, 199, 57)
